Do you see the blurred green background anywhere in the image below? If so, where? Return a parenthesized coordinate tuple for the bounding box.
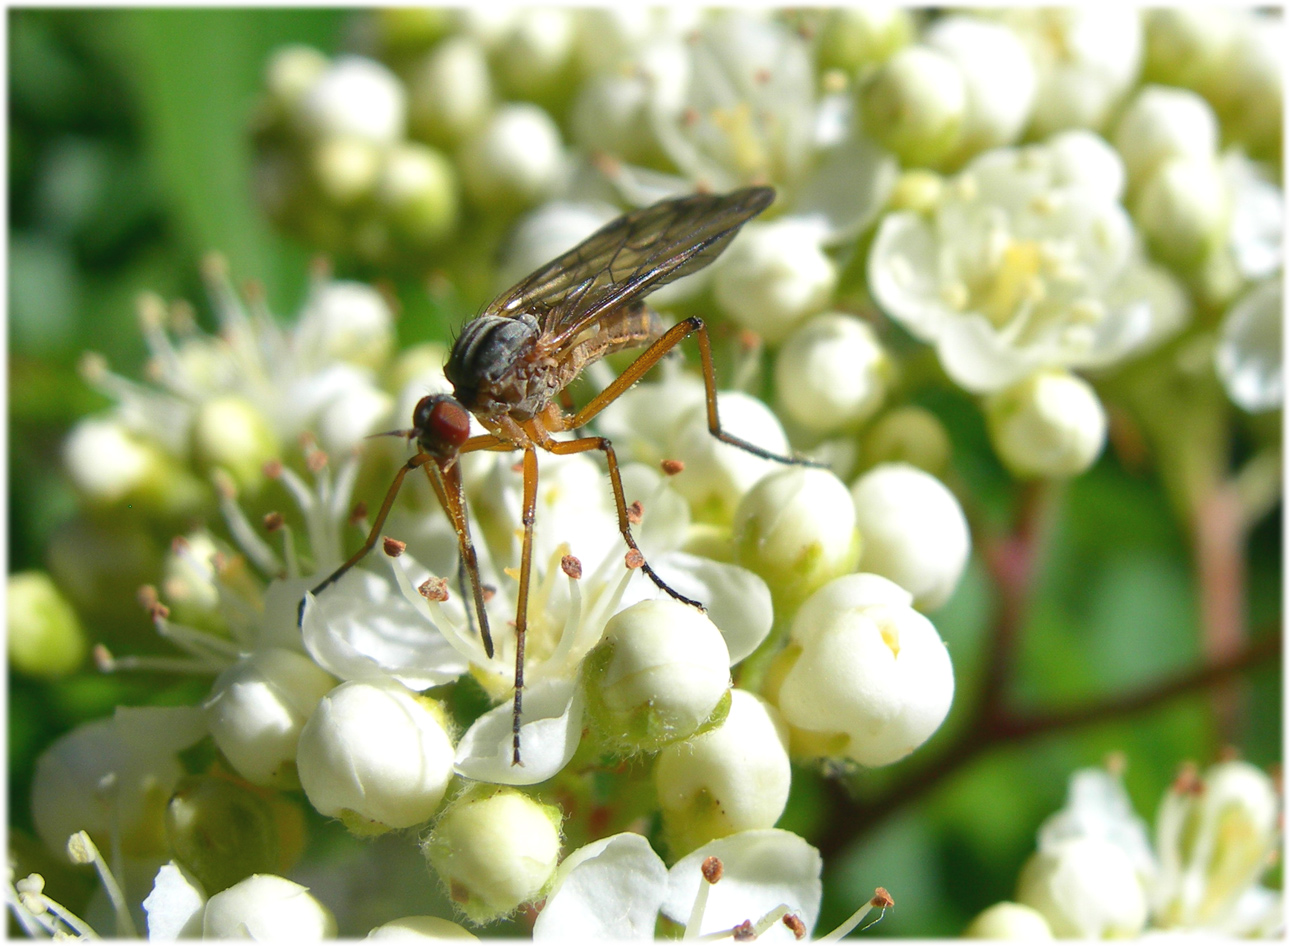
(7, 8, 1281, 937)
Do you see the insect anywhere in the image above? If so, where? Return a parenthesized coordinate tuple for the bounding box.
(303, 185, 816, 765)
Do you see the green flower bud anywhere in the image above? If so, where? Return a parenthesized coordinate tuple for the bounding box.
(6, 571, 87, 679)
(423, 786, 562, 924)
(376, 143, 460, 248)
(263, 45, 329, 116)
(816, 7, 914, 74)
(190, 395, 280, 493)
(310, 136, 381, 207)
(860, 405, 951, 476)
(859, 46, 966, 168)
(408, 36, 494, 148)
(165, 775, 280, 895)
(1133, 155, 1230, 270)
(582, 599, 732, 754)
(458, 103, 563, 211)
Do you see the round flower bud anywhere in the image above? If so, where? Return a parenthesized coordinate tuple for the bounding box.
(1046, 129, 1127, 205)
(858, 46, 966, 168)
(408, 36, 494, 148)
(423, 787, 562, 924)
(816, 7, 914, 73)
(850, 463, 970, 610)
(775, 313, 891, 433)
(490, 8, 576, 102)
(1216, 278, 1282, 413)
(63, 417, 163, 505)
(713, 221, 838, 344)
(1217, 16, 1283, 161)
(165, 775, 280, 895)
(161, 531, 222, 625)
(1143, 9, 1238, 92)
(299, 281, 395, 371)
(376, 143, 459, 248)
(1016, 838, 1148, 938)
(367, 916, 479, 940)
(775, 584, 954, 766)
(369, 8, 452, 58)
(1133, 155, 1230, 269)
(264, 45, 329, 116)
(203, 874, 336, 940)
(7, 571, 87, 678)
(297, 56, 406, 145)
(570, 72, 660, 163)
(318, 379, 395, 455)
(495, 200, 619, 291)
(655, 690, 791, 857)
(1112, 85, 1219, 192)
(310, 136, 381, 207)
(458, 103, 563, 211)
(860, 406, 951, 476)
(985, 370, 1107, 479)
(191, 395, 280, 492)
(924, 16, 1037, 159)
(296, 679, 455, 832)
(667, 391, 791, 524)
(964, 901, 1054, 939)
(205, 648, 336, 789)
(733, 466, 860, 613)
(582, 599, 731, 754)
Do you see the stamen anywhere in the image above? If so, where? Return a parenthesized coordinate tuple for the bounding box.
(66, 831, 137, 938)
(815, 888, 893, 942)
(216, 482, 283, 576)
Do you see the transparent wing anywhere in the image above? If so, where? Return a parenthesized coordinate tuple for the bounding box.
(488, 186, 774, 350)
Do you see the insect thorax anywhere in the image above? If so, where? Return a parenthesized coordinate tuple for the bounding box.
(446, 314, 556, 419)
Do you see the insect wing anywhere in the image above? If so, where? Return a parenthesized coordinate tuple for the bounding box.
(488, 186, 774, 352)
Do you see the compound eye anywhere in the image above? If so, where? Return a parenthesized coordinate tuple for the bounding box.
(414, 395, 471, 456)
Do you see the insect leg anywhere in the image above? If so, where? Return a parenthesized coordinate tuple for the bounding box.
(542, 434, 704, 611)
(424, 456, 497, 660)
(566, 316, 824, 468)
(510, 444, 540, 766)
(299, 452, 432, 625)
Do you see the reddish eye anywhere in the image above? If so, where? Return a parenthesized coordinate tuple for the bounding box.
(413, 395, 471, 457)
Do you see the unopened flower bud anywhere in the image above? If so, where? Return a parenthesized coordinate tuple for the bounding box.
(205, 648, 336, 789)
(161, 532, 222, 624)
(570, 73, 660, 163)
(369, 8, 451, 58)
(860, 406, 951, 476)
(7, 571, 87, 679)
(1143, 9, 1238, 93)
(858, 46, 966, 168)
(318, 379, 395, 455)
(733, 467, 860, 614)
(459, 104, 563, 211)
(264, 45, 329, 116)
(816, 7, 914, 74)
(1216, 16, 1283, 161)
(367, 916, 479, 940)
(1112, 85, 1219, 192)
(490, 8, 576, 102)
(583, 599, 731, 754)
(775, 576, 954, 766)
(376, 143, 460, 248)
(203, 874, 336, 940)
(296, 679, 455, 832)
(191, 395, 280, 493)
(850, 463, 970, 610)
(713, 221, 838, 344)
(299, 281, 395, 370)
(1016, 837, 1148, 938)
(423, 787, 561, 924)
(964, 901, 1054, 939)
(63, 417, 166, 506)
(165, 775, 280, 895)
(310, 136, 381, 207)
(496, 201, 618, 291)
(1134, 155, 1230, 269)
(655, 690, 791, 857)
(775, 313, 891, 434)
(985, 370, 1107, 479)
(408, 36, 494, 148)
(297, 56, 406, 145)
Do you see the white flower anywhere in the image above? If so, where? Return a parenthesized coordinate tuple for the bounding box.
(297, 55, 406, 145)
(204, 647, 336, 789)
(534, 829, 822, 941)
(1016, 837, 1149, 938)
(999, 9, 1143, 138)
(774, 313, 891, 434)
(850, 463, 970, 610)
(1216, 279, 1282, 413)
(1142, 9, 1239, 93)
(774, 573, 955, 766)
(985, 369, 1108, 479)
(202, 873, 337, 940)
(295, 678, 456, 832)
(143, 861, 207, 939)
(869, 131, 1189, 393)
(422, 787, 562, 924)
(1221, 152, 1283, 284)
(458, 103, 564, 210)
(654, 690, 792, 857)
(1213, 13, 1283, 160)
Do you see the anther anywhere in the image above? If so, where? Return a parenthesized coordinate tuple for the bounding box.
(661, 458, 685, 476)
(783, 914, 806, 939)
(419, 578, 450, 602)
(561, 555, 583, 579)
(627, 501, 644, 525)
(701, 856, 723, 884)
(382, 537, 407, 557)
(732, 920, 756, 941)
(871, 888, 894, 909)
(262, 459, 284, 480)
(263, 512, 284, 532)
(625, 549, 645, 569)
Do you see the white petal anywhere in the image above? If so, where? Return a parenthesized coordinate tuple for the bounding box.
(453, 678, 583, 786)
(534, 833, 667, 941)
(143, 861, 207, 940)
(934, 312, 1039, 393)
(662, 829, 822, 940)
(1038, 768, 1157, 883)
(791, 133, 899, 245)
(113, 705, 209, 755)
(1217, 279, 1283, 413)
(624, 552, 774, 665)
(301, 570, 468, 690)
(868, 212, 950, 343)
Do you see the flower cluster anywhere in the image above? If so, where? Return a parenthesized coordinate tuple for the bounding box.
(14, 6, 1281, 940)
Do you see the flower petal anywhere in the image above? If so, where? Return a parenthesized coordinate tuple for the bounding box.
(533, 833, 668, 941)
(143, 861, 207, 940)
(868, 212, 950, 343)
(453, 678, 584, 786)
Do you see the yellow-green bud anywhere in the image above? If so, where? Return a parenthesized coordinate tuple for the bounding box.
(6, 571, 87, 678)
(861, 405, 951, 476)
(376, 143, 459, 248)
(816, 7, 914, 74)
(165, 775, 281, 895)
(310, 136, 381, 207)
(859, 46, 966, 168)
(190, 395, 280, 493)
